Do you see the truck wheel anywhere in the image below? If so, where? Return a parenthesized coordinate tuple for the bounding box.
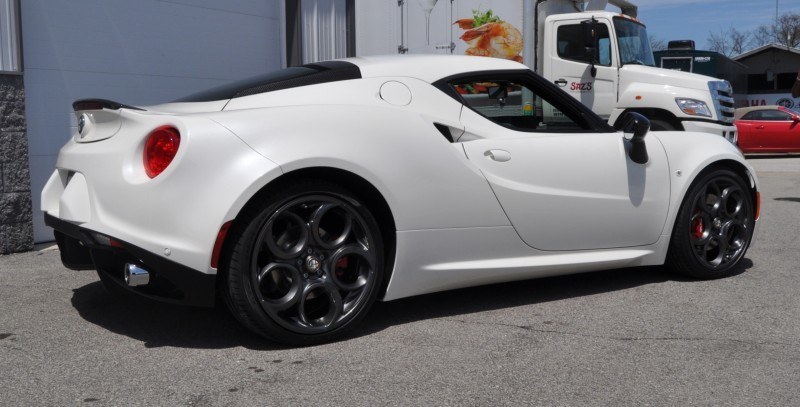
(221, 180, 385, 345)
(666, 168, 754, 279)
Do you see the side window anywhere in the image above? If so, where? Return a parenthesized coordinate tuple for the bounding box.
(452, 79, 583, 132)
(740, 111, 761, 121)
(761, 110, 791, 121)
(557, 23, 611, 66)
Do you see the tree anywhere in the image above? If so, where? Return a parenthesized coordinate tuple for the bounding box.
(749, 12, 800, 49)
(707, 27, 749, 57)
(751, 24, 774, 48)
(775, 12, 800, 48)
(649, 34, 667, 51)
(707, 30, 730, 56)
(706, 12, 800, 56)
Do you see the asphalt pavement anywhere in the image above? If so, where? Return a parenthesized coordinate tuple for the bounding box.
(2, 156, 799, 406)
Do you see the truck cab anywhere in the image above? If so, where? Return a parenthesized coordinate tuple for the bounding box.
(541, 11, 737, 142)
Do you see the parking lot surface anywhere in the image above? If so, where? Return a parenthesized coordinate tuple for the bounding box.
(2, 157, 799, 406)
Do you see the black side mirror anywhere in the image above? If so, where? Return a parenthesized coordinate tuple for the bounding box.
(487, 85, 508, 100)
(616, 112, 650, 164)
(487, 84, 508, 107)
(581, 18, 598, 78)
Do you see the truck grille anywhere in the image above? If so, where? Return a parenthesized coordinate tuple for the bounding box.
(709, 81, 735, 124)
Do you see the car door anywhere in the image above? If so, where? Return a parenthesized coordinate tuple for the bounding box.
(447, 72, 670, 251)
(546, 19, 617, 120)
(758, 108, 797, 152)
(788, 109, 800, 152)
(735, 111, 761, 152)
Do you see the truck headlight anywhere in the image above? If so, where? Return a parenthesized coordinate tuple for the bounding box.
(675, 98, 712, 117)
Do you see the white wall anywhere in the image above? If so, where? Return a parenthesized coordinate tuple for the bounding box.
(22, 0, 282, 242)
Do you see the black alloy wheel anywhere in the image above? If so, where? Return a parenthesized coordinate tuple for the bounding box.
(222, 180, 384, 345)
(667, 168, 755, 278)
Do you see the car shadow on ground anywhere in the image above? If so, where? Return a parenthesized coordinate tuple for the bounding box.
(70, 281, 278, 350)
(70, 260, 752, 350)
(352, 260, 752, 339)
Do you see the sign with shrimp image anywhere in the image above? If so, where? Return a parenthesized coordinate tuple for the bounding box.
(453, 7, 524, 62)
(392, 1, 523, 57)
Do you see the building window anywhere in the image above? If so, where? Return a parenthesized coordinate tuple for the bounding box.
(0, 0, 21, 73)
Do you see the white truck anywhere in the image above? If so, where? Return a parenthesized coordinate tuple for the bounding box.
(355, 0, 738, 142)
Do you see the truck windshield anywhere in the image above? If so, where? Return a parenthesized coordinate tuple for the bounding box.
(613, 17, 655, 67)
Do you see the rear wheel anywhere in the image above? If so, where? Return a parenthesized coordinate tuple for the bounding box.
(221, 180, 384, 345)
(667, 168, 754, 278)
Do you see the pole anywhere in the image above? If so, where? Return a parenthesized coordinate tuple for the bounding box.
(775, 0, 779, 43)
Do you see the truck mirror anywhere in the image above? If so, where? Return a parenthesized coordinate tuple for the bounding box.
(581, 18, 599, 77)
(581, 19, 598, 53)
(487, 85, 507, 100)
(615, 112, 650, 164)
(487, 85, 508, 106)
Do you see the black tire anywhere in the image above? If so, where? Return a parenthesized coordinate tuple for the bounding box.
(666, 168, 754, 279)
(649, 119, 678, 131)
(220, 180, 384, 345)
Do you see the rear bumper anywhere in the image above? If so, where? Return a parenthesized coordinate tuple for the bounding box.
(45, 213, 216, 307)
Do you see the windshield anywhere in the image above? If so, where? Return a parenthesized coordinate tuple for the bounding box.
(613, 17, 655, 67)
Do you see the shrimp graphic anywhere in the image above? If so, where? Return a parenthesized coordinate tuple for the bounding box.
(455, 18, 523, 62)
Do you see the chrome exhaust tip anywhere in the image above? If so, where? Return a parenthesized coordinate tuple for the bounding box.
(124, 263, 150, 287)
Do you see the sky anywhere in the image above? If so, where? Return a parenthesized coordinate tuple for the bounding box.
(632, 0, 800, 51)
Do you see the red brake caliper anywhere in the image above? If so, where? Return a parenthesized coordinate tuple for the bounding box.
(690, 209, 704, 239)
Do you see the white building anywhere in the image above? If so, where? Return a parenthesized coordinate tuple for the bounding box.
(2, 0, 363, 248)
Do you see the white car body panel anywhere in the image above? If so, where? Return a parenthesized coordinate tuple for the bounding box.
(41, 55, 759, 304)
(43, 110, 281, 274)
(214, 76, 511, 231)
(460, 106, 671, 251)
(647, 131, 760, 244)
(383, 226, 669, 301)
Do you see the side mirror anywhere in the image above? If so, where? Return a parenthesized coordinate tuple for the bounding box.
(615, 112, 650, 164)
(487, 84, 508, 107)
(582, 19, 597, 50)
(792, 114, 800, 122)
(581, 18, 599, 78)
(487, 85, 508, 100)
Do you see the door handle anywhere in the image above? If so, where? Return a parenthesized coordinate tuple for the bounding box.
(756, 125, 765, 130)
(484, 149, 511, 162)
(554, 79, 567, 87)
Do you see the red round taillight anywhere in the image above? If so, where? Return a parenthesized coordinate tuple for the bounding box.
(144, 126, 180, 178)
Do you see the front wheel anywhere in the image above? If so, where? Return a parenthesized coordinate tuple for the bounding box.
(221, 180, 384, 345)
(667, 168, 755, 278)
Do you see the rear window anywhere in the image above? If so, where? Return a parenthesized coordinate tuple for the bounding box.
(174, 61, 361, 103)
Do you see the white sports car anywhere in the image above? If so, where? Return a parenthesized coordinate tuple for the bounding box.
(42, 55, 760, 344)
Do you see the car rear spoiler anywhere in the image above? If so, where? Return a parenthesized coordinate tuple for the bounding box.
(72, 98, 146, 112)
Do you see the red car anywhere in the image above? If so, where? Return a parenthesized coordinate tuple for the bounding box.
(734, 105, 800, 153)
